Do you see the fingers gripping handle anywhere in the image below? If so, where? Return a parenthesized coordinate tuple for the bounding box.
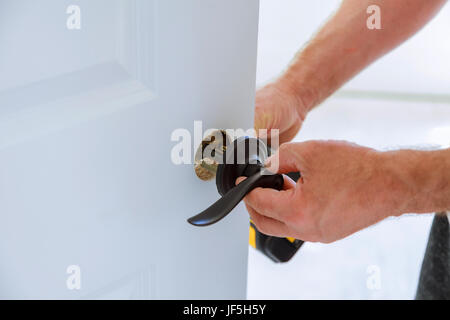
(187, 171, 284, 227)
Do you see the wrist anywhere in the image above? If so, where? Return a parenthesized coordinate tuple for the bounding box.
(375, 150, 420, 216)
(276, 72, 318, 120)
(376, 148, 450, 215)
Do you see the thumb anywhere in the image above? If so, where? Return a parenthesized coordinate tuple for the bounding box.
(265, 143, 302, 174)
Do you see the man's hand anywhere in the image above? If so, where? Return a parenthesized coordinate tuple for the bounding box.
(254, 80, 310, 144)
(238, 141, 416, 243)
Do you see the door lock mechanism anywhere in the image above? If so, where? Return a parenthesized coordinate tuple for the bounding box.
(189, 134, 283, 226)
(189, 133, 304, 263)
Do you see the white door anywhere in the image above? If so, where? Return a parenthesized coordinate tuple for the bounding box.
(0, 0, 259, 299)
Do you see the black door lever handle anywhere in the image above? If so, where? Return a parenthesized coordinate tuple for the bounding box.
(187, 169, 284, 226)
(188, 135, 304, 262)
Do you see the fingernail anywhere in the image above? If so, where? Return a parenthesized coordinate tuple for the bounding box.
(264, 155, 280, 173)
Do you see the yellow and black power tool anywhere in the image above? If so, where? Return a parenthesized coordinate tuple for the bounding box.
(248, 170, 304, 263)
(249, 220, 304, 263)
(189, 131, 304, 263)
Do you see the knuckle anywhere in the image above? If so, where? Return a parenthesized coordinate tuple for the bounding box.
(249, 212, 261, 226)
(254, 220, 267, 234)
(249, 215, 259, 227)
(258, 226, 269, 235)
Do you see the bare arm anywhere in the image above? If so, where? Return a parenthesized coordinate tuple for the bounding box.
(383, 148, 450, 215)
(280, 0, 448, 112)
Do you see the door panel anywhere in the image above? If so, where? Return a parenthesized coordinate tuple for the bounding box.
(0, 0, 259, 299)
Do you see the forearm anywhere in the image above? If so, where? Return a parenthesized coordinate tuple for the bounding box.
(380, 148, 450, 215)
(279, 0, 447, 113)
